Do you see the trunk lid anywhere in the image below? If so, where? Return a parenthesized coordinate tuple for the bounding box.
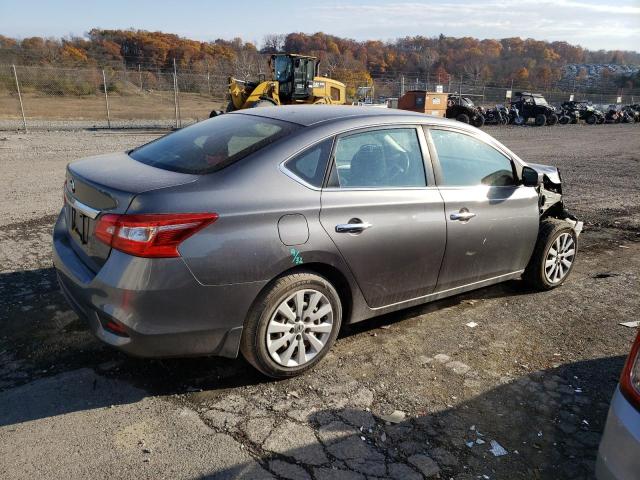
(64, 152, 198, 271)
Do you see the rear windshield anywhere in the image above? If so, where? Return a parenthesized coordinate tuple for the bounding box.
(130, 114, 300, 174)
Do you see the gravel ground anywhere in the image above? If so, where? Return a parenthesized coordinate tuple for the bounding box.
(0, 124, 639, 480)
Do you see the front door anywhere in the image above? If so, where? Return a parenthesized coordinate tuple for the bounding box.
(320, 127, 446, 308)
(426, 127, 539, 291)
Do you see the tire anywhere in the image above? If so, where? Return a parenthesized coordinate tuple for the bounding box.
(252, 98, 278, 108)
(535, 114, 547, 126)
(456, 113, 470, 124)
(547, 113, 558, 126)
(597, 117, 605, 124)
(514, 116, 525, 126)
(523, 219, 578, 291)
(240, 272, 342, 379)
(472, 114, 485, 128)
(558, 116, 570, 125)
(586, 114, 597, 125)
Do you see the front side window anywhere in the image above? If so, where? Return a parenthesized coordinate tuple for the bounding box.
(130, 114, 299, 174)
(330, 128, 426, 188)
(284, 138, 333, 188)
(430, 129, 515, 187)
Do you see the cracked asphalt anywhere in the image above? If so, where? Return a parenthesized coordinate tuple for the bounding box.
(1, 124, 639, 479)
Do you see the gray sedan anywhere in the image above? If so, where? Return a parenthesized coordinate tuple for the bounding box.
(53, 106, 582, 378)
(596, 330, 640, 480)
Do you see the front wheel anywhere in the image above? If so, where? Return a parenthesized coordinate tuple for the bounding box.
(472, 114, 485, 128)
(586, 114, 597, 125)
(558, 115, 570, 125)
(535, 114, 547, 126)
(523, 220, 578, 290)
(240, 272, 342, 378)
(547, 113, 558, 126)
(456, 113, 470, 124)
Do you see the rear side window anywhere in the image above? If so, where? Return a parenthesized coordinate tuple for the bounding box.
(284, 138, 333, 188)
(429, 129, 515, 187)
(130, 114, 299, 174)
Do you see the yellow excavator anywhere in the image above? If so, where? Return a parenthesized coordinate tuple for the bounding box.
(211, 54, 346, 116)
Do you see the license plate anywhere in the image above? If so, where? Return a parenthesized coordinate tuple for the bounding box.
(71, 207, 89, 244)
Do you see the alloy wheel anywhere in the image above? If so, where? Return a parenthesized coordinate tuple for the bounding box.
(266, 289, 334, 367)
(544, 233, 575, 284)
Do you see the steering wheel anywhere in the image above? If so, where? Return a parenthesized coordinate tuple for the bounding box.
(387, 151, 411, 181)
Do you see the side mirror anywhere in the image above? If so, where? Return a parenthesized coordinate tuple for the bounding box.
(521, 166, 542, 187)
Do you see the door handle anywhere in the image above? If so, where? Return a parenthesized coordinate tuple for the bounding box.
(450, 210, 476, 221)
(335, 221, 372, 233)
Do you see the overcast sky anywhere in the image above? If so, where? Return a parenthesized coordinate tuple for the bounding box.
(1, 0, 638, 52)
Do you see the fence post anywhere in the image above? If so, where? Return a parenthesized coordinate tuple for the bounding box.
(138, 64, 142, 92)
(11, 65, 27, 133)
(173, 58, 180, 128)
(400, 75, 405, 97)
(102, 69, 111, 129)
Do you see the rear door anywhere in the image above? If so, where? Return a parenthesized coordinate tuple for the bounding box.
(425, 127, 539, 291)
(320, 126, 446, 308)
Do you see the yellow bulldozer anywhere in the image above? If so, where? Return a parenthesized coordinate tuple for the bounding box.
(211, 54, 346, 116)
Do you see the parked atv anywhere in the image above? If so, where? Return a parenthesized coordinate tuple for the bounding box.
(511, 92, 558, 126)
(557, 103, 579, 125)
(446, 95, 485, 128)
(621, 105, 640, 123)
(604, 106, 622, 124)
(483, 105, 510, 125)
(507, 104, 524, 125)
(562, 101, 604, 125)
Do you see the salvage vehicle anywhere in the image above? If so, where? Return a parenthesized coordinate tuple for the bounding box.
(446, 94, 485, 127)
(557, 103, 580, 125)
(562, 101, 605, 125)
(620, 105, 639, 123)
(511, 92, 559, 126)
(483, 105, 510, 125)
(596, 329, 640, 480)
(211, 53, 346, 117)
(53, 106, 582, 378)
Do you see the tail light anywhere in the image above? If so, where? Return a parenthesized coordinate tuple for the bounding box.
(620, 330, 640, 411)
(95, 213, 218, 258)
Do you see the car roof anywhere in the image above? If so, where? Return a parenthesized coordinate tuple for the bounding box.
(233, 104, 465, 127)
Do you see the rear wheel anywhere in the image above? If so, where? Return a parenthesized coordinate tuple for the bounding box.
(558, 116, 570, 125)
(240, 272, 342, 378)
(586, 114, 597, 125)
(456, 113, 470, 124)
(523, 219, 578, 290)
(535, 114, 547, 126)
(472, 114, 485, 128)
(547, 113, 558, 126)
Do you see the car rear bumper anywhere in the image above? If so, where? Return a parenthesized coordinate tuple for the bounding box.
(52, 211, 266, 358)
(596, 386, 640, 480)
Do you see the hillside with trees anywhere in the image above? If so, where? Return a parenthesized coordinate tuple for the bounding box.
(1, 29, 639, 90)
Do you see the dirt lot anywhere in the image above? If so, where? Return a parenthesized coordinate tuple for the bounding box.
(0, 124, 639, 480)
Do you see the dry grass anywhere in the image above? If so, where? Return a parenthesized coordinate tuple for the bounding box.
(0, 91, 225, 120)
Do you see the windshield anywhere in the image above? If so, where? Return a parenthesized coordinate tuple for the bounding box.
(534, 97, 549, 106)
(274, 56, 292, 82)
(130, 114, 299, 174)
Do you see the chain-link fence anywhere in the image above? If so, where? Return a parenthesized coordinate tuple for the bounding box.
(2, 64, 639, 131)
(371, 72, 639, 108)
(0, 64, 229, 131)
